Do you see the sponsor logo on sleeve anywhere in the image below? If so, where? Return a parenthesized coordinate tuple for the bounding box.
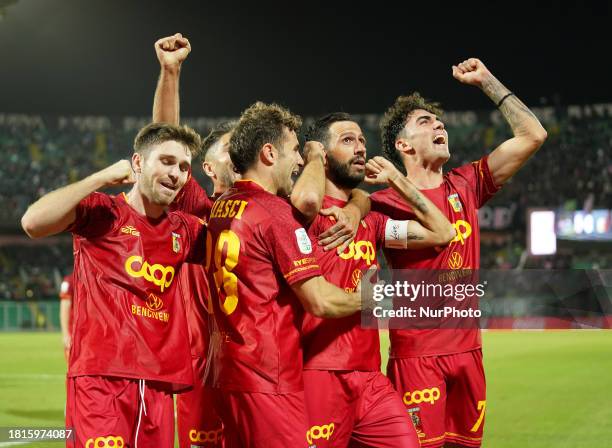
(295, 228, 313, 254)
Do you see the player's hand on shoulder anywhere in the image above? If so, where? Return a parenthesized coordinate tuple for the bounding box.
(96, 160, 135, 187)
(154, 33, 191, 68)
(365, 156, 401, 185)
(451, 58, 492, 88)
(318, 204, 360, 254)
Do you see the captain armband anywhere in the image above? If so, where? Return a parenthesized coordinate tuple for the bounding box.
(384, 219, 408, 249)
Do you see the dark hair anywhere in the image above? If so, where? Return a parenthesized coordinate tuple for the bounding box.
(202, 121, 236, 160)
(134, 122, 202, 158)
(230, 102, 302, 174)
(304, 112, 353, 148)
(380, 92, 443, 172)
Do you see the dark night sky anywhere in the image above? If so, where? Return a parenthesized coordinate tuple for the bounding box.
(0, 0, 610, 117)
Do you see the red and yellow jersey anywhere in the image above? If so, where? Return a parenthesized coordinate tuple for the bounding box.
(204, 180, 322, 394)
(169, 177, 215, 361)
(302, 196, 387, 371)
(68, 192, 205, 391)
(371, 156, 499, 357)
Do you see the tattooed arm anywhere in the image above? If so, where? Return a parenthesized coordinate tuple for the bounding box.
(452, 58, 548, 186)
(365, 157, 456, 248)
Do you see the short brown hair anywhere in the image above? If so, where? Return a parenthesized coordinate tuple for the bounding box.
(230, 102, 302, 174)
(134, 122, 202, 158)
(202, 121, 236, 161)
(380, 92, 443, 172)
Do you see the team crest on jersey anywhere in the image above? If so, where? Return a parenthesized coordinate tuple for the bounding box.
(295, 228, 312, 254)
(447, 193, 463, 213)
(172, 232, 181, 253)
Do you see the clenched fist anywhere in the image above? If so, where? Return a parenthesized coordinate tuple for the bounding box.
(302, 141, 326, 164)
(451, 58, 493, 88)
(95, 160, 135, 187)
(155, 33, 191, 69)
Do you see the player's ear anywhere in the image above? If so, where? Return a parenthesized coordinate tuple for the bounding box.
(202, 161, 215, 179)
(260, 143, 276, 166)
(131, 152, 143, 173)
(395, 138, 414, 155)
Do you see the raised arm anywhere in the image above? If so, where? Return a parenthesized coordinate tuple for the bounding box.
(452, 58, 547, 186)
(290, 141, 326, 223)
(152, 33, 191, 125)
(21, 160, 134, 238)
(365, 156, 456, 248)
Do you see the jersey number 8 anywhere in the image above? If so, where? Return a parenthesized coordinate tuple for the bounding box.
(206, 230, 241, 315)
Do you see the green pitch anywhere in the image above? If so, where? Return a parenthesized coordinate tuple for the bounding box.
(0, 331, 611, 447)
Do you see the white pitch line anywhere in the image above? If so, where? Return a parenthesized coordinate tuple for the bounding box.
(0, 374, 64, 380)
(0, 442, 30, 447)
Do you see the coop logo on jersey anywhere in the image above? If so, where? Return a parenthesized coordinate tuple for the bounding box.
(448, 193, 463, 212)
(340, 240, 376, 266)
(295, 228, 312, 254)
(85, 435, 124, 448)
(172, 232, 181, 253)
(189, 427, 223, 444)
(451, 219, 472, 245)
(306, 423, 335, 445)
(120, 225, 140, 236)
(124, 255, 175, 292)
(403, 387, 441, 406)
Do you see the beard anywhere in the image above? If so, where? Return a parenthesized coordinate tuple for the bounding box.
(139, 174, 176, 206)
(217, 165, 239, 190)
(327, 155, 365, 189)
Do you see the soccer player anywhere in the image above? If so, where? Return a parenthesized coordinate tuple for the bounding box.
(59, 271, 74, 363)
(205, 101, 376, 448)
(301, 113, 456, 448)
(151, 33, 368, 447)
(153, 33, 231, 448)
(21, 123, 206, 448)
(371, 58, 547, 447)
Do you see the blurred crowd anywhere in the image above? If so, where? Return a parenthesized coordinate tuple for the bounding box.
(1, 110, 611, 299)
(0, 242, 72, 300)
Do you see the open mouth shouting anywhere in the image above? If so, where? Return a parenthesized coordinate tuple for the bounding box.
(433, 134, 447, 146)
